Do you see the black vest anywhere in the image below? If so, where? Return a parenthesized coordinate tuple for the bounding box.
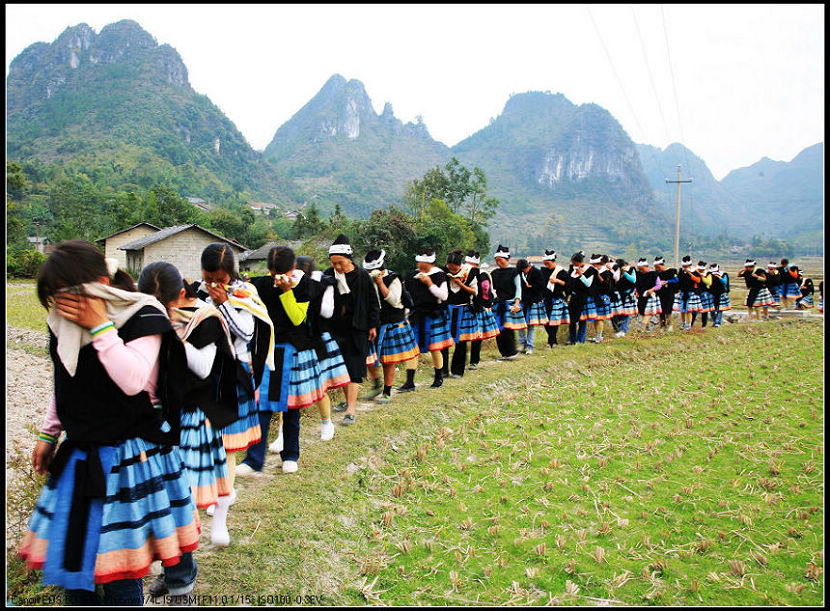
(50, 305, 184, 446)
(491, 266, 519, 302)
(404, 268, 448, 314)
(377, 273, 407, 325)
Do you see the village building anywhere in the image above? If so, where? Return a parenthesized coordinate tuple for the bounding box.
(113, 223, 247, 280)
(246, 201, 279, 215)
(95, 222, 162, 269)
(238, 240, 303, 272)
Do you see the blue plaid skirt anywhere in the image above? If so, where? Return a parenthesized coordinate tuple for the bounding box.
(545, 297, 570, 326)
(612, 292, 637, 317)
(698, 291, 715, 312)
(219, 361, 261, 452)
(448, 304, 480, 342)
(371, 319, 420, 365)
(717, 293, 731, 310)
(595, 294, 613, 319)
(523, 301, 549, 326)
(781, 282, 802, 299)
(20, 439, 199, 590)
(797, 294, 814, 308)
(318, 331, 351, 391)
(409, 309, 455, 352)
(639, 293, 663, 316)
(673, 292, 703, 313)
(180, 408, 230, 509)
(476, 308, 501, 339)
(259, 345, 325, 411)
(495, 301, 528, 330)
(579, 296, 601, 321)
(745, 287, 778, 308)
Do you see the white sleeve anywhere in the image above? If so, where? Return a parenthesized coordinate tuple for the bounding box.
(469, 276, 479, 296)
(320, 285, 335, 319)
(384, 277, 404, 309)
(429, 281, 449, 302)
(185, 341, 217, 380)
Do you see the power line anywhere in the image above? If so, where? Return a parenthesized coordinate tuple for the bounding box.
(631, 7, 671, 143)
(660, 5, 685, 144)
(586, 6, 650, 143)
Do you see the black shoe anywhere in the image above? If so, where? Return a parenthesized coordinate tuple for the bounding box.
(430, 369, 444, 388)
(397, 382, 416, 393)
(149, 575, 168, 598)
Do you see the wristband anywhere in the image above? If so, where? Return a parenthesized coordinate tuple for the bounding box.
(90, 321, 115, 337)
(38, 432, 58, 444)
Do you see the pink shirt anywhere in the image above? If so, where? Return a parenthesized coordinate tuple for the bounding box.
(40, 330, 161, 438)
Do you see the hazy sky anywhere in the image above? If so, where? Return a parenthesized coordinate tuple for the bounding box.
(5, 4, 824, 180)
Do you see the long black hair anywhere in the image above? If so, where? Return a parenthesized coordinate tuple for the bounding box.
(267, 246, 296, 274)
(200, 242, 239, 281)
(138, 261, 184, 307)
(37, 240, 135, 309)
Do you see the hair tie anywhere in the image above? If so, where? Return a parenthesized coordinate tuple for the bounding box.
(105, 257, 120, 279)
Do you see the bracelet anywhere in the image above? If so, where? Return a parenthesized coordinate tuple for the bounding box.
(90, 321, 115, 337)
(38, 432, 58, 444)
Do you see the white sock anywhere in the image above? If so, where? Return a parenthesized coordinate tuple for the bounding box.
(211, 494, 232, 547)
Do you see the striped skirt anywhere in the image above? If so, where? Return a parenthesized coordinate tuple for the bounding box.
(448, 304, 480, 342)
(745, 288, 778, 308)
(219, 361, 261, 453)
(781, 282, 802, 299)
(769, 285, 782, 305)
(259, 347, 326, 411)
(613, 292, 637, 317)
(179, 408, 230, 509)
(19, 439, 200, 590)
(410, 309, 455, 352)
(372, 319, 421, 365)
(673, 292, 704, 313)
(495, 301, 528, 331)
(717, 293, 732, 311)
(318, 331, 352, 392)
(475, 308, 501, 340)
(698, 291, 715, 313)
(639, 293, 663, 316)
(579, 296, 601, 321)
(797, 294, 815, 308)
(595, 294, 613, 320)
(545, 297, 570, 326)
(523, 301, 549, 327)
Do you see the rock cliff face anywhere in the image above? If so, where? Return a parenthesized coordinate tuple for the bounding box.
(264, 74, 449, 217)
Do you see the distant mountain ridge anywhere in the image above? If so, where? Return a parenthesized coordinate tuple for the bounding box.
(6, 19, 823, 253)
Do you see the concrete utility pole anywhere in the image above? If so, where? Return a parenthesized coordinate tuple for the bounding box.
(666, 165, 692, 269)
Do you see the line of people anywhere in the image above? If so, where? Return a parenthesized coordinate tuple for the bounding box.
(19, 237, 818, 604)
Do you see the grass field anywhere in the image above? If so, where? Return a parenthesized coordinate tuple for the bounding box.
(5, 285, 823, 605)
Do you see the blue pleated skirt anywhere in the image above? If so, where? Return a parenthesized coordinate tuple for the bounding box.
(545, 297, 570, 326)
(523, 301, 549, 326)
(179, 408, 230, 509)
(20, 439, 200, 590)
(475, 308, 501, 339)
(673, 292, 703, 313)
(318, 331, 351, 392)
(409, 309, 455, 352)
(371, 319, 420, 365)
(448, 304, 480, 342)
(495, 301, 528, 330)
(218, 361, 260, 453)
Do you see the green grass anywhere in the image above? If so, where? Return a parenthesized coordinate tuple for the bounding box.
(6, 319, 823, 606)
(6, 281, 47, 332)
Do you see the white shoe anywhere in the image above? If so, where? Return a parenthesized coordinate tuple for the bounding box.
(282, 460, 298, 474)
(235, 463, 257, 477)
(268, 427, 284, 454)
(525, 349, 534, 355)
(206, 488, 237, 516)
(320, 420, 335, 441)
(615, 331, 625, 338)
(210, 524, 230, 547)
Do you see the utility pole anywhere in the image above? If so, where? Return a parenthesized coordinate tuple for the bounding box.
(666, 165, 692, 269)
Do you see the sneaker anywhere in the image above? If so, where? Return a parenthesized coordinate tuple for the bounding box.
(545, 344, 553, 350)
(525, 349, 534, 355)
(320, 420, 335, 441)
(282, 460, 299, 473)
(235, 462, 258, 477)
(498, 354, 519, 361)
(614, 331, 625, 338)
(468, 363, 479, 370)
(376, 393, 391, 405)
(332, 401, 348, 412)
(206, 488, 236, 516)
(148, 575, 168, 598)
(450, 374, 463, 379)
(341, 414, 356, 426)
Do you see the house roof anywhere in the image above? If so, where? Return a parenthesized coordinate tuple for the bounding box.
(95, 222, 162, 244)
(118, 224, 248, 251)
(239, 240, 303, 262)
